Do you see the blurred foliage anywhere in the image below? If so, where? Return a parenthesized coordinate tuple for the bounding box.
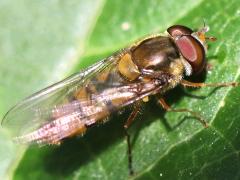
(0, 0, 240, 179)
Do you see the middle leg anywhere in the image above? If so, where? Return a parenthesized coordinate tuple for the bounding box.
(158, 98, 208, 128)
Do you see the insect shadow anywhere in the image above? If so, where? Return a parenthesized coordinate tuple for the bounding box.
(21, 99, 180, 177)
(14, 113, 130, 177)
(42, 113, 128, 176)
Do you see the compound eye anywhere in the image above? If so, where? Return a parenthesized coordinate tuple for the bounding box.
(167, 25, 206, 74)
(167, 25, 193, 38)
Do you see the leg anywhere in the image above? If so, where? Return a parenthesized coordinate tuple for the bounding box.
(124, 129, 134, 175)
(124, 103, 141, 129)
(124, 104, 141, 176)
(181, 79, 239, 88)
(159, 98, 208, 128)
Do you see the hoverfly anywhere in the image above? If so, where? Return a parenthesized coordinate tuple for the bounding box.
(1, 25, 239, 175)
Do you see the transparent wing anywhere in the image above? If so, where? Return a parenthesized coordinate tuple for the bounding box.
(1, 55, 118, 139)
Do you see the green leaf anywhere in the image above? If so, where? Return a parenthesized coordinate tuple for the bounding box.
(1, 0, 240, 179)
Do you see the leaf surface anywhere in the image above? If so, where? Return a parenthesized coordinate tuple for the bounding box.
(1, 0, 240, 179)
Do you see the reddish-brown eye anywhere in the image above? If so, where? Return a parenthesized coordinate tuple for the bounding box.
(167, 25, 193, 38)
(167, 25, 206, 74)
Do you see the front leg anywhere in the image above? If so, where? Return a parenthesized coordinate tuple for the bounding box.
(181, 79, 239, 88)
